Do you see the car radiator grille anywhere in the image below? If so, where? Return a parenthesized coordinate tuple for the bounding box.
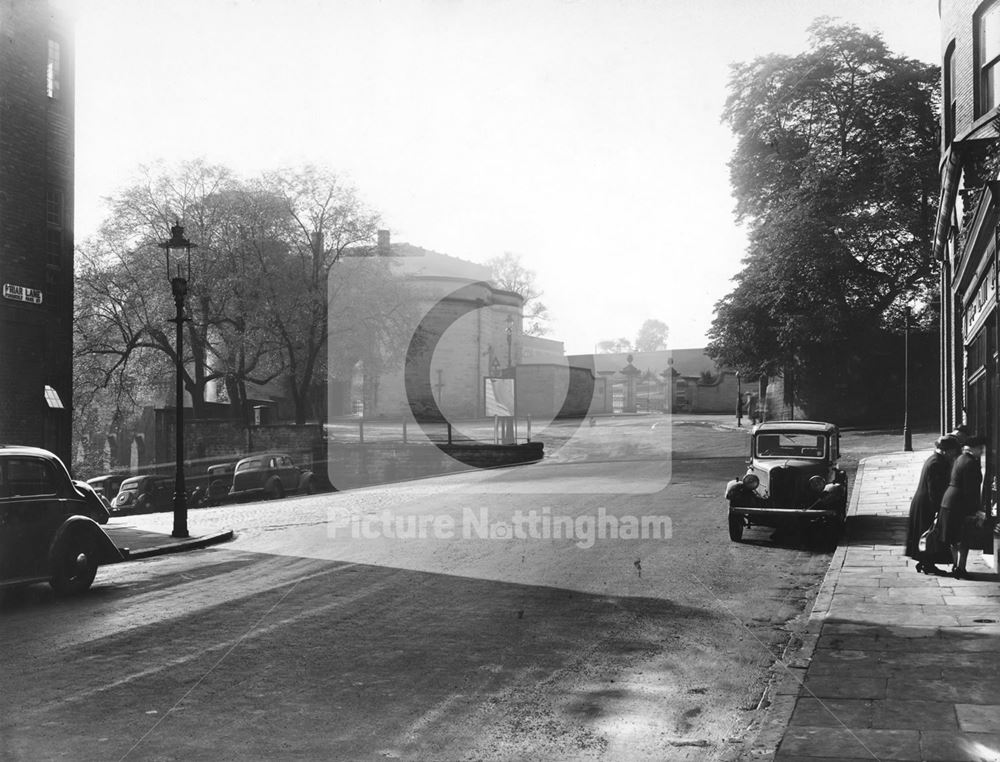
(768, 467, 807, 508)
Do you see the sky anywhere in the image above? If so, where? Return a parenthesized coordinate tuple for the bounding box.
(69, 0, 942, 354)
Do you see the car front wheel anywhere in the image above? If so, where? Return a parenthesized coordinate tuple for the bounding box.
(50, 537, 98, 595)
(728, 512, 744, 542)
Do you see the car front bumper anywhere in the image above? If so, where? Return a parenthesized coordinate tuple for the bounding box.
(730, 506, 841, 519)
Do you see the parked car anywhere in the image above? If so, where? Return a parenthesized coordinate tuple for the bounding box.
(0, 445, 124, 594)
(86, 474, 126, 502)
(725, 420, 848, 543)
(110, 475, 174, 515)
(204, 462, 237, 506)
(72, 479, 111, 524)
(230, 452, 314, 501)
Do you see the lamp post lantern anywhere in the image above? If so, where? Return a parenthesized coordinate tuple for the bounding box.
(158, 222, 198, 538)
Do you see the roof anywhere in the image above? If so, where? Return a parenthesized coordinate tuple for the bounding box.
(389, 242, 492, 281)
(753, 420, 838, 434)
(0, 445, 60, 458)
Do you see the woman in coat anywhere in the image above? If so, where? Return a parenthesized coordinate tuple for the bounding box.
(905, 435, 960, 573)
(938, 435, 987, 578)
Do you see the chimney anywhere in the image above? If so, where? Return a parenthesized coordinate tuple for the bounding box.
(311, 231, 324, 269)
(377, 229, 390, 255)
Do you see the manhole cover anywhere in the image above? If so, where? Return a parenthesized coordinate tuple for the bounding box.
(973, 619, 997, 624)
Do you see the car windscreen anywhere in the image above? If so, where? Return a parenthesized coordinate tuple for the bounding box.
(119, 481, 141, 492)
(236, 459, 263, 473)
(755, 433, 825, 459)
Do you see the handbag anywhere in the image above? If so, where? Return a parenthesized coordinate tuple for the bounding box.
(918, 514, 945, 556)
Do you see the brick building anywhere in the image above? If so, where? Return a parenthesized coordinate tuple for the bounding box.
(0, 1, 75, 463)
(934, 0, 1000, 562)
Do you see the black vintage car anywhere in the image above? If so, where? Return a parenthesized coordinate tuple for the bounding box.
(725, 420, 848, 542)
(110, 474, 174, 515)
(229, 452, 315, 501)
(0, 445, 124, 594)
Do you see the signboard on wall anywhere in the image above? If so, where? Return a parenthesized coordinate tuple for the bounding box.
(3, 283, 43, 304)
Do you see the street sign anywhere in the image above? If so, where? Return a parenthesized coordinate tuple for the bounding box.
(3, 283, 43, 304)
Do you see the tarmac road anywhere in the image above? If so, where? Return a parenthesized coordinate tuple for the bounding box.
(0, 415, 919, 761)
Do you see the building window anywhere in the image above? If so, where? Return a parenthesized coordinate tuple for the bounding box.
(46, 228, 62, 264)
(978, 1, 1000, 115)
(945, 42, 957, 144)
(47, 40, 60, 99)
(46, 188, 63, 228)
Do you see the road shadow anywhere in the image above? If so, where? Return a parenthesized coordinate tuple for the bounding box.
(0, 551, 783, 761)
(736, 524, 839, 554)
(840, 514, 909, 546)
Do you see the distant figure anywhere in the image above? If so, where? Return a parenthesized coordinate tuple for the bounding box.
(736, 394, 744, 427)
(589, 416, 596, 427)
(747, 393, 759, 426)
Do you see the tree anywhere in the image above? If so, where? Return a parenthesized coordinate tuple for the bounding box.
(487, 252, 551, 336)
(596, 319, 669, 353)
(253, 166, 392, 423)
(634, 319, 669, 352)
(596, 338, 633, 354)
(707, 19, 940, 386)
(73, 161, 416, 434)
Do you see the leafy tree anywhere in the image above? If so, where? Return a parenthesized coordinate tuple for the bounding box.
(634, 319, 669, 352)
(74, 161, 416, 433)
(707, 19, 940, 384)
(252, 166, 391, 422)
(74, 161, 241, 423)
(487, 252, 551, 336)
(596, 338, 633, 354)
(596, 319, 669, 354)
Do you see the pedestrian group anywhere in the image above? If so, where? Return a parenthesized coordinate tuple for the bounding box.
(906, 427, 992, 578)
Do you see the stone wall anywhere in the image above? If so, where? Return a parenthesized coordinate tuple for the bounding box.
(326, 441, 544, 490)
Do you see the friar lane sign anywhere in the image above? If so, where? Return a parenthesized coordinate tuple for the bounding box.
(3, 283, 43, 304)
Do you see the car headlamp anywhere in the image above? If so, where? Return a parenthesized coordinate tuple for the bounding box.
(809, 475, 826, 491)
(742, 473, 760, 490)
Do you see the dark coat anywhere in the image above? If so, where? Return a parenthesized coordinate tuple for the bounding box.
(938, 451, 983, 546)
(904, 451, 953, 560)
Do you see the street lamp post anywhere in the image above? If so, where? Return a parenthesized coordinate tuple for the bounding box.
(903, 305, 912, 452)
(736, 370, 742, 425)
(505, 314, 514, 368)
(159, 222, 197, 538)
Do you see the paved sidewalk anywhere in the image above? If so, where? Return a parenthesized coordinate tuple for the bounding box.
(104, 519, 234, 560)
(768, 450, 1000, 761)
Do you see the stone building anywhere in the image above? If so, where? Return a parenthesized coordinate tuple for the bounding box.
(0, 1, 75, 463)
(340, 235, 525, 421)
(934, 0, 1000, 554)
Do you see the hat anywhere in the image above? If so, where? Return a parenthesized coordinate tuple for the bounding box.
(949, 425, 970, 445)
(935, 435, 960, 452)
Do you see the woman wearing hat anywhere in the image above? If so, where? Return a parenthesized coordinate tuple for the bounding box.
(905, 435, 961, 573)
(938, 434, 988, 578)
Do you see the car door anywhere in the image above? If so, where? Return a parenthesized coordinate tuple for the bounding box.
(0, 455, 71, 578)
